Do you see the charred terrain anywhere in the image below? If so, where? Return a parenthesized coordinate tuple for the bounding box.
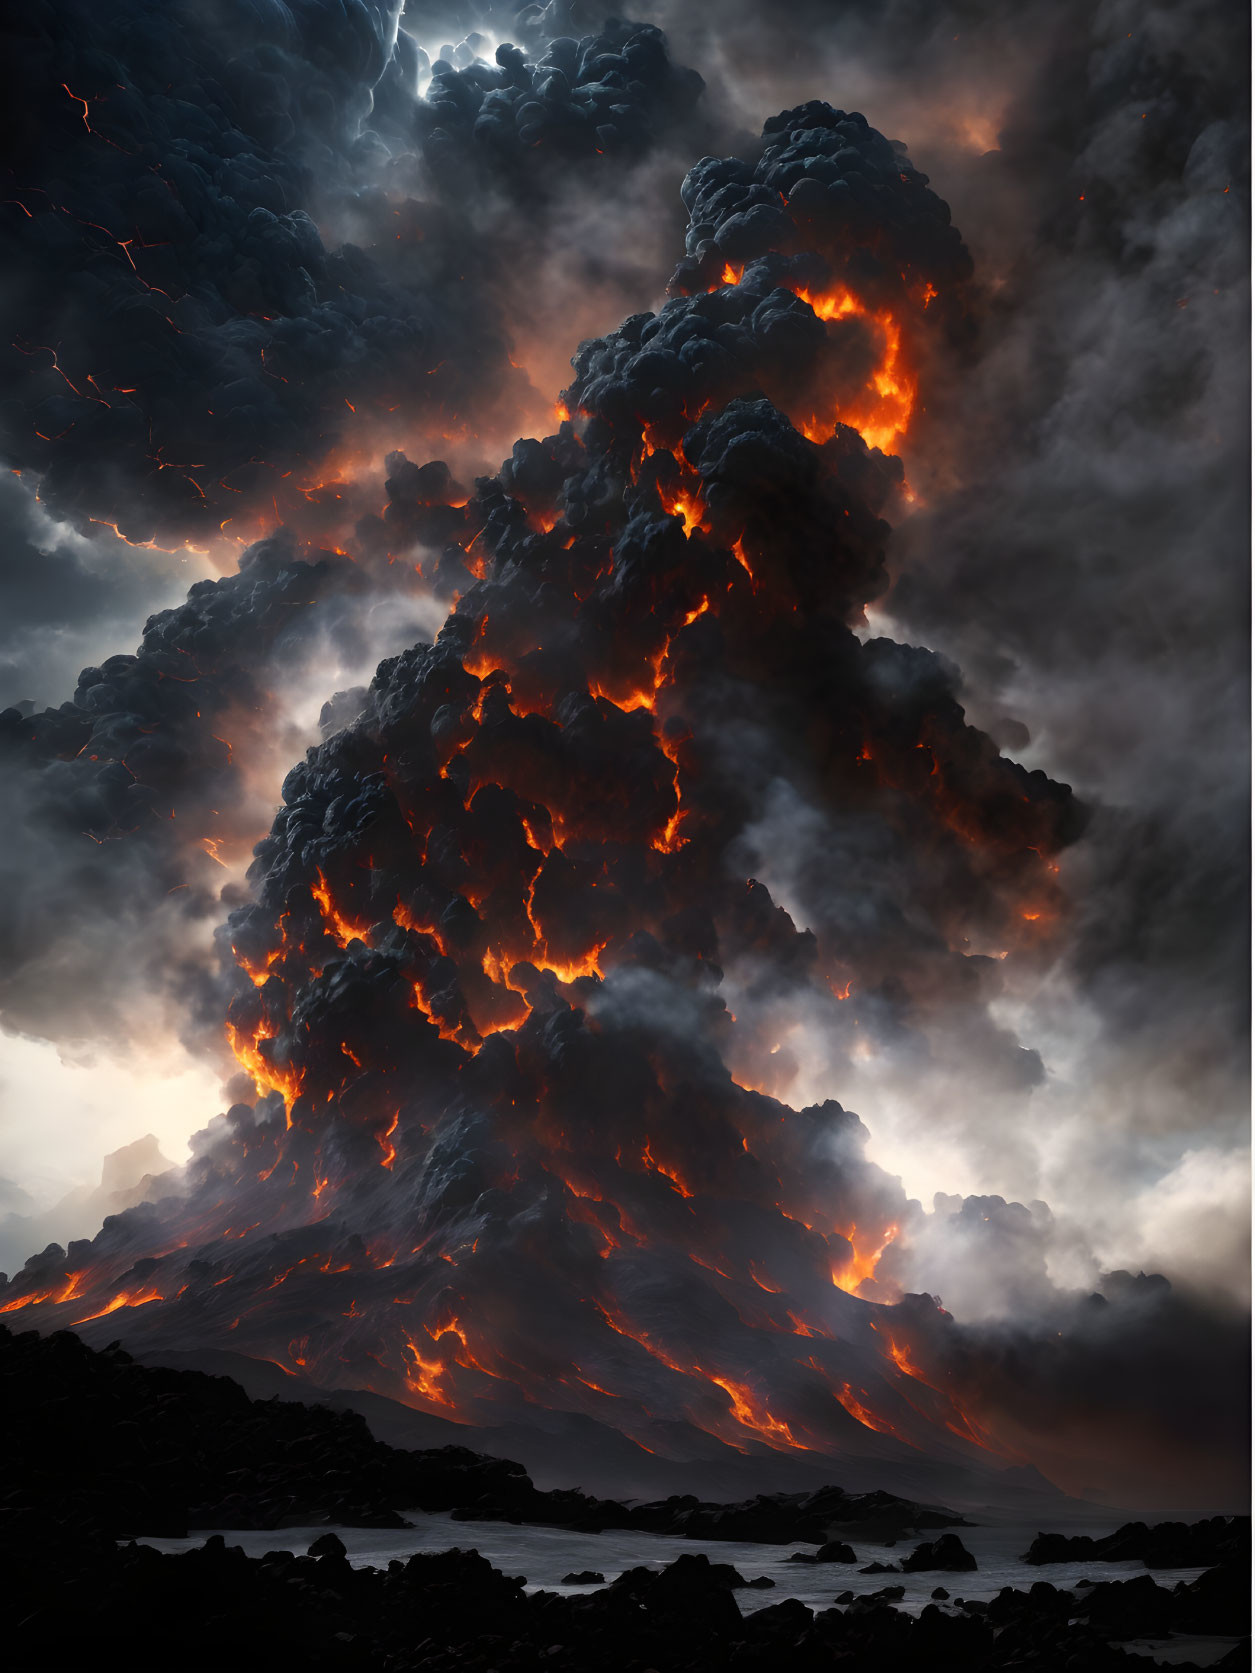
(0, 0, 1248, 1668)
(3, 1325, 1249, 1670)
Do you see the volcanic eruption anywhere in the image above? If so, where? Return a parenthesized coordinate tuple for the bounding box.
(0, 7, 1246, 1515)
(2, 97, 1084, 1486)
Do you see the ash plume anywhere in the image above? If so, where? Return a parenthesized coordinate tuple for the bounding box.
(1, 1, 705, 547)
(646, 0, 1250, 1305)
(2, 94, 1244, 1509)
(0, 3, 715, 1157)
(0, 531, 382, 1050)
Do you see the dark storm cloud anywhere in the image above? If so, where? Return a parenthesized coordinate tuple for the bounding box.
(0, 1, 714, 1069)
(0, 1, 706, 545)
(0, 471, 212, 706)
(0, 531, 368, 1048)
(877, 0, 1249, 1066)
(4, 1, 426, 543)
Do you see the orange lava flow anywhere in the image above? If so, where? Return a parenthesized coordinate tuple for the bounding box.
(641, 1138, 695, 1198)
(595, 1300, 812, 1454)
(226, 1015, 305, 1117)
(401, 1329, 456, 1409)
(792, 285, 915, 455)
(875, 1328, 1012, 1458)
(709, 1374, 804, 1448)
(832, 1222, 898, 1294)
(834, 1380, 909, 1440)
(659, 484, 707, 535)
(0, 1271, 84, 1313)
(377, 1110, 400, 1170)
(312, 868, 369, 947)
(235, 946, 281, 988)
(71, 1284, 168, 1325)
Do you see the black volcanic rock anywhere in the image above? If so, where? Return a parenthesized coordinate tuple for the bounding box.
(609, 1553, 745, 1635)
(7, 1322, 1243, 1669)
(0, 1323, 971, 1551)
(613, 1551, 756, 1596)
(1022, 1516, 1249, 1569)
(901, 1532, 978, 1572)
(1069, 1564, 1250, 1639)
(787, 1538, 856, 1564)
(0, 1322, 545, 1535)
(1174, 1562, 1250, 1634)
(628, 1484, 964, 1544)
(562, 1569, 606, 1584)
(742, 1596, 814, 1642)
(816, 1538, 858, 1562)
(856, 1583, 906, 1603)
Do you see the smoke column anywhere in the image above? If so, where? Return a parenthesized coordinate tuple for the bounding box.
(0, 4, 1246, 1510)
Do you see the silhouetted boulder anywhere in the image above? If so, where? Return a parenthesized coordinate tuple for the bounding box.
(901, 1533, 977, 1572)
(1022, 1517, 1248, 1569)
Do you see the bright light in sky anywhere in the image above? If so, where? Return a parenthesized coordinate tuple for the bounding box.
(0, 1032, 218, 1209)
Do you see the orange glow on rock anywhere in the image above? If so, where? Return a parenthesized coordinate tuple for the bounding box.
(312, 869, 368, 947)
(0, 1271, 84, 1313)
(792, 285, 916, 455)
(832, 1222, 899, 1294)
(660, 486, 707, 535)
(227, 1015, 305, 1115)
(72, 1284, 167, 1325)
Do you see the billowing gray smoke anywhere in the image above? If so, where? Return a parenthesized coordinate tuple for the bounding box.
(649, 0, 1250, 1313)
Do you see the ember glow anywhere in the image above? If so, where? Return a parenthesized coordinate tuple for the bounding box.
(791, 286, 915, 453)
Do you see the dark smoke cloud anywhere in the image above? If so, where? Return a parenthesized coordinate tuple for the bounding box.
(0, 1, 714, 1137)
(632, 0, 1249, 1297)
(0, 471, 215, 706)
(0, 531, 379, 1049)
(1, 1, 705, 547)
(2, 96, 1242, 1509)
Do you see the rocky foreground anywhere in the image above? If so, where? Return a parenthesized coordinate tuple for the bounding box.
(0, 1325, 964, 1541)
(3, 1326, 1249, 1671)
(8, 1530, 1249, 1672)
(1024, 1521, 1246, 1569)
